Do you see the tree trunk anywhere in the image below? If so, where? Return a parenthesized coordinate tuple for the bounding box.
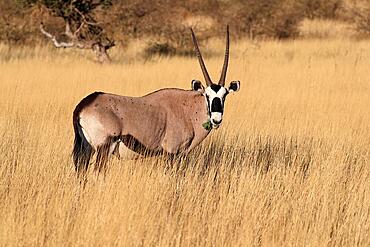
(93, 44, 111, 64)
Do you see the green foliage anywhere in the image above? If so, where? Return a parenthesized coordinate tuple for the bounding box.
(202, 120, 212, 131)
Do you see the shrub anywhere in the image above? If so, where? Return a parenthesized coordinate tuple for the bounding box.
(221, 0, 304, 39)
(0, 0, 365, 50)
(345, 0, 370, 36)
(301, 0, 343, 19)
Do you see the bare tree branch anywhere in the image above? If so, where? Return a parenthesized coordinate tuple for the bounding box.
(64, 21, 75, 39)
(73, 7, 101, 26)
(104, 37, 115, 49)
(40, 23, 75, 48)
(39, 1, 115, 63)
(73, 21, 85, 37)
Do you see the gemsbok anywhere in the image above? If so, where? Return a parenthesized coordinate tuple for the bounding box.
(72, 26, 240, 173)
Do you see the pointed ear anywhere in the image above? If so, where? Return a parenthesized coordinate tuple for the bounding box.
(191, 80, 204, 92)
(228, 80, 240, 93)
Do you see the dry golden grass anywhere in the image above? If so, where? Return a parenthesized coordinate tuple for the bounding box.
(0, 39, 369, 246)
(298, 19, 355, 39)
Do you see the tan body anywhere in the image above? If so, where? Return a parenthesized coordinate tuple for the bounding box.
(73, 88, 211, 171)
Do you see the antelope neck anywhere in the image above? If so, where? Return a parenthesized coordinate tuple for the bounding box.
(202, 92, 212, 129)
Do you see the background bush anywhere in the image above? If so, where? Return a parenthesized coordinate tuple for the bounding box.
(301, 0, 343, 19)
(0, 0, 367, 54)
(344, 0, 370, 36)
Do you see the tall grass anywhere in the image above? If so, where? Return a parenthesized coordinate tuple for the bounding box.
(0, 39, 369, 246)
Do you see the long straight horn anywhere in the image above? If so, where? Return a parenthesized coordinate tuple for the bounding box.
(190, 28, 212, 86)
(219, 25, 230, 86)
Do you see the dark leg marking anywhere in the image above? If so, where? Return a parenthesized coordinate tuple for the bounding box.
(94, 136, 119, 173)
(121, 134, 160, 157)
(95, 143, 111, 173)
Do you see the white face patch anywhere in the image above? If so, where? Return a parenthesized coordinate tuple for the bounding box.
(204, 85, 229, 127)
(210, 112, 222, 128)
(205, 86, 228, 100)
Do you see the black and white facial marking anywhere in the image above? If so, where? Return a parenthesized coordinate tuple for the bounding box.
(191, 24, 240, 129)
(204, 84, 228, 128)
(192, 80, 240, 129)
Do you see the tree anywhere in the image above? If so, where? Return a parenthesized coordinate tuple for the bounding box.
(38, 0, 114, 63)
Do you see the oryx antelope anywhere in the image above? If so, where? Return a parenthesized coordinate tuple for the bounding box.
(72, 26, 240, 173)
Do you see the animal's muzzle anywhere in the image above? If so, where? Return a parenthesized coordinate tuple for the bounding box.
(210, 97, 223, 128)
(210, 112, 223, 128)
(212, 119, 222, 125)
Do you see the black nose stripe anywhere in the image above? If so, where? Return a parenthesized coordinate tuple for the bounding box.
(211, 97, 223, 113)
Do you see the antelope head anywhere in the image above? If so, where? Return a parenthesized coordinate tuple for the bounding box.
(191, 26, 240, 129)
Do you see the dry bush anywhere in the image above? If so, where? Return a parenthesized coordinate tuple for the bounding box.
(301, 0, 343, 19)
(0, 0, 350, 50)
(220, 0, 305, 39)
(344, 0, 370, 36)
(0, 1, 39, 45)
(109, 0, 214, 57)
(0, 39, 369, 246)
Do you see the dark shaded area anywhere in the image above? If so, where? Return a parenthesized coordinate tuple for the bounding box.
(156, 134, 317, 182)
(121, 134, 162, 157)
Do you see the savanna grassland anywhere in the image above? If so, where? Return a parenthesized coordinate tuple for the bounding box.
(0, 38, 369, 246)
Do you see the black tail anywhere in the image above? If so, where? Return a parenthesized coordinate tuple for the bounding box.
(72, 116, 94, 173)
(72, 92, 103, 174)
